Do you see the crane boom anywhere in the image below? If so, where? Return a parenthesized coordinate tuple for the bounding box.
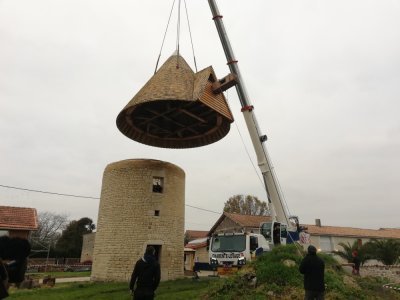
(208, 0, 292, 228)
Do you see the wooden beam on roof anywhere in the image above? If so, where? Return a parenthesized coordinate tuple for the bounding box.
(212, 73, 238, 94)
(179, 108, 207, 123)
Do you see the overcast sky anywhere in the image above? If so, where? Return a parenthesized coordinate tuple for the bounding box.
(1, 0, 399, 231)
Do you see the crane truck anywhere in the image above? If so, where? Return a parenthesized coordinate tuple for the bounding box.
(207, 0, 302, 270)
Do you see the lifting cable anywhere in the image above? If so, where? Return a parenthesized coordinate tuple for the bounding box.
(183, 0, 198, 72)
(234, 118, 264, 189)
(154, 0, 176, 74)
(226, 91, 295, 228)
(225, 91, 264, 190)
(176, 0, 181, 67)
(154, 0, 198, 73)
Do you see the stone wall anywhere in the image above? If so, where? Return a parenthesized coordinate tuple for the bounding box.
(361, 265, 400, 283)
(195, 246, 209, 263)
(91, 159, 185, 282)
(80, 232, 95, 262)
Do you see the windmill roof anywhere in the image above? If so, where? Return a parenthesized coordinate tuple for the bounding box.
(116, 54, 234, 148)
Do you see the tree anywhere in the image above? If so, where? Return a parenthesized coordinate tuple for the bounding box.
(333, 241, 356, 262)
(30, 211, 68, 257)
(364, 239, 400, 265)
(223, 194, 269, 216)
(55, 217, 95, 258)
(333, 241, 373, 265)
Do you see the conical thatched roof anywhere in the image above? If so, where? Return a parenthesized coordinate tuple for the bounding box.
(117, 54, 234, 149)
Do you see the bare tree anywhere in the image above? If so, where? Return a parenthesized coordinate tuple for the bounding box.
(223, 194, 269, 216)
(30, 211, 69, 251)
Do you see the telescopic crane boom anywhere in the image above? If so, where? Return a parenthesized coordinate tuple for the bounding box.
(208, 0, 293, 230)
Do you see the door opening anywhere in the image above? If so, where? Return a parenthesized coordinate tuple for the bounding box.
(147, 244, 162, 262)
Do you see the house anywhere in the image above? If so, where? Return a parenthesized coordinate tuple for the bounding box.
(208, 212, 272, 235)
(184, 230, 208, 243)
(0, 205, 38, 239)
(185, 237, 209, 265)
(184, 247, 196, 273)
(207, 214, 400, 255)
(184, 230, 209, 268)
(304, 219, 400, 255)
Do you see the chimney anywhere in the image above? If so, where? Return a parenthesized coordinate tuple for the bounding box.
(315, 219, 321, 227)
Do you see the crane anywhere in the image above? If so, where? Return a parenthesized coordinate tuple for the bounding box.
(207, 0, 301, 243)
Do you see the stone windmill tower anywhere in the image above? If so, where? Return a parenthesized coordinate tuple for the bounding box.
(91, 159, 185, 282)
(91, 53, 234, 281)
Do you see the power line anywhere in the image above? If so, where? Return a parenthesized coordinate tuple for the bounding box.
(0, 184, 222, 215)
(0, 184, 99, 199)
(185, 204, 220, 215)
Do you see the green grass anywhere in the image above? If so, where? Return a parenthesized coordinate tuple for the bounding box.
(8, 278, 211, 300)
(7, 249, 400, 299)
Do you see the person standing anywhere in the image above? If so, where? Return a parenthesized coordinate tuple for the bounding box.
(352, 251, 360, 275)
(0, 259, 8, 300)
(273, 223, 280, 245)
(129, 246, 161, 300)
(299, 245, 325, 300)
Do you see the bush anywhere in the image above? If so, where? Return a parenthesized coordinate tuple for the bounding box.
(254, 245, 303, 287)
(205, 244, 400, 300)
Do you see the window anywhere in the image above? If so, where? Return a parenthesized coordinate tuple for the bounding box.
(211, 235, 246, 252)
(152, 177, 164, 193)
(250, 236, 258, 252)
(154, 210, 160, 216)
(280, 224, 288, 238)
(320, 236, 333, 252)
(260, 222, 272, 241)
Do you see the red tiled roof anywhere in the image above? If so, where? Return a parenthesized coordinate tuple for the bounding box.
(305, 224, 400, 239)
(208, 212, 272, 235)
(0, 206, 38, 231)
(225, 212, 271, 227)
(185, 230, 209, 240)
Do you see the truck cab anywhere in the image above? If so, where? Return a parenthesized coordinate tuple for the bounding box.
(209, 232, 270, 269)
(260, 222, 288, 246)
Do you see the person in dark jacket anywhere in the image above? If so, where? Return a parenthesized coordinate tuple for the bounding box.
(299, 245, 325, 300)
(352, 251, 360, 275)
(0, 259, 9, 300)
(0, 236, 31, 299)
(273, 223, 280, 245)
(129, 246, 161, 300)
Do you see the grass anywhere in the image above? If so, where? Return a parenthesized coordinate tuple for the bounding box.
(8, 249, 400, 299)
(8, 278, 212, 300)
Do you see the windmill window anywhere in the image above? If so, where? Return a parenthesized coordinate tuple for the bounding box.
(152, 177, 164, 193)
